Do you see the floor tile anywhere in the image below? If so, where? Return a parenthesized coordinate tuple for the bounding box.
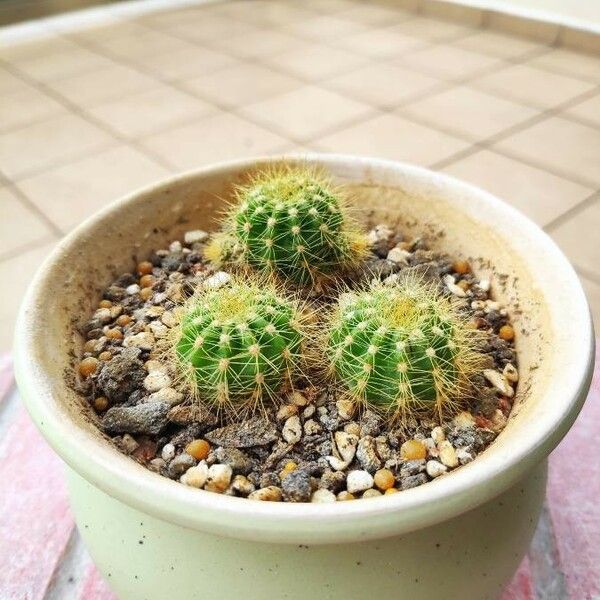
(314, 113, 470, 166)
(442, 149, 593, 227)
(140, 111, 289, 171)
(1, 85, 66, 132)
(338, 3, 413, 26)
(0, 187, 53, 259)
(565, 93, 600, 129)
(399, 44, 503, 80)
(283, 15, 369, 41)
(299, 0, 359, 14)
(525, 48, 600, 84)
(87, 84, 215, 138)
(202, 1, 315, 27)
(1, 35, 80, 62)
(10, 46, 115, 83)
(494, 116, 600, 188)
(550, 199, 600, 276)
(333, 24, 426, 59)
(183, 62, 302, 109)
(0, 67, 31, 95)
(47, 63, 158, 108)
(328, 62, 442, 108)
(0, 239, 59, 353)
(391, 16, 472, 42)
(473, 64, 595, 110)
(455, 30, 547, 59)
(211, 28, 302, 60)
(580, 275, 600, 330)
(17, 145, 170, 232)
(70, 21, 151, 43)
(240, 85, 372, 141)
(266, 43, 367, 81)
(401, 85, 538, 141)
(0, 113, 113, 180)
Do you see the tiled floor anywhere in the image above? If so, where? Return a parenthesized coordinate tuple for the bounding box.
(1, 0, 600, 352)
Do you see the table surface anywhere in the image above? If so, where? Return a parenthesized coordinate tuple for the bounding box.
(0, 347, 598, 600)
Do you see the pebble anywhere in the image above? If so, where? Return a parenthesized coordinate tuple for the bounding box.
(149, 321, 168, 339)
(367, 224, 393, 245)
(168, 452, 196, 478)
(400, 459, 426, 477)
(126, 284, 140, 295)
(356, 436, 381, 473)
(184, 230, 208, 244)
(453, 411, 476, 428)
(144, 371, 172, 392)
(335, 398, 354, 420)
(94, 308, 113, 325)
(456, 447, 473, 465)
(337, 491, 355, 501)
(203, 271, 231, 289)
(276, 404, 298, 421)
(289, 391, 309, 407)
(121, 433, 139, 454)
(282, 416, 302, 444)
(426, 460, 447, 478)
(205, 464, 233, 493)
(186, 439, 211, 461)
(103, 402, 170, 436)
(147, 387, 183, 405)
(443, 274, 467, 297)
(334, 431, 359, 465)
(400, 439, 427, 460)
(362, 489, 382, 499)
(346, 470, 374, 494)
(206, 417, 278, 448)
(282, 469, 312, 502)
(303, 419, 321, 435)
(181, 462, 209, 488)
(478, 278, 491, 292)
(401, 473, 428, 490)
(483, 369, 514, 398)
(319, 470, 346, 493)
(438, 441, 459, 468)
(169, 241, 182, 253)
(431, 426, 445, 445)
(311, 489, 336, 503)
(373, 468, 395, 491)
(213, 447, 253, 474)
(161, 443, 176, 461)
(167, 404, 217, 427)
(231, 475, 255, 496)
(96, 348, 147, 403)
(387, 247, 410, 265)
(161, 311, 177, 327)
(248, 486, 282, 502)
(124, 332, 155, 351)
(503, 363, 519, 383)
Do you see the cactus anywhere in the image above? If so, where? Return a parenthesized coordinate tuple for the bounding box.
(172, 277, 307, 411)
(207, 167, 368, 285)
(326, 278, 482, 419)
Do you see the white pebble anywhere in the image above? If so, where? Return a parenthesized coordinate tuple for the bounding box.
(146, 306, 164, 319)
(161, 443, 176, 461)
(346, 470, 374, 494)
(362, 489, 382, 498)
(282, 416, 302, 444)
(204, 464, 232, 493)
(149, 321, 168, 339)
(335, 431, 359, 464)
(453, 411, 475, 428)
(336, 398, 355, 420)
(431, 426, 445, 445)
(289, 391, 308, 406)
(126, 284, 141, 295)
(503, 363, 519, 383)
(483, 369, 514, 398)
(311, 489, 337, 503)
(184, 230, 208, 244)
(439, 441, 459, 468)
(124, 331, 155, 351)
(367, 224, 393, 244)
(181, 462, 209, 488)
(144, 371, 172, 392)
(478, 278, 491, 292)
(94, 307, 113, 324)
(443, 274, 466, 297)
(303, 419, 321, 435)
(203, 271, 231, 289)
(169, 240, 183, 253)
(161, 310, 177, 327)
(147, 387, 183, 405)
(145, 359, 164, 372)
(456, 447, 473, 465)
(121, 434, 139, 454)
(387, 247, 410, 265)
(426, 460, 447, 478)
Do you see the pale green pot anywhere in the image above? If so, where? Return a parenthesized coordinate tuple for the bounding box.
(14, 155, 594, 600)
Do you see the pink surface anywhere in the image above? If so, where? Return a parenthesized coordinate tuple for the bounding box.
(1, 347, 598, 600)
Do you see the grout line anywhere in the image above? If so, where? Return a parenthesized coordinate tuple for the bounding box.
(543, 190, 600, 233)
(0, 233, 59, 263)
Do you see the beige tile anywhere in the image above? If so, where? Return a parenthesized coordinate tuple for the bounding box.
(392, 16, 472, 41)
(0, 67, 31, 95)
(141, 111, 289, 171)
(566, 93, 600, 128)
(0, 113, 113, 180)
(132, 45, 236, 81)
(550, 199, 600, 275)
(267, 44, 367, 81)
(559, 27, 600, 55)
(196, 1, 315, 27)
(158, 13, 261, 45)
(487, 12, 559, 43)
(580, 276, 600, 331)
(212, 29, 302, 60)
(473, 64, 595, 110)
(399, 44, 503, 80)
(1, 35, 81, 62)
(69, 21, 151, 43)
(526, 48, 600, 84)
(333, 24, 427, 59)
(183, 63, 302, 109)
(11, 47, 115, 83)
(494, 116, 600, 188)
(328, 62, 441, 108)
(0, 187, 53, 258)
(315, 113, 470, 166)
(442, 149, 593, 226)
(240, 85, 372, 141)
(17, 145, 170, 232)
(455, 30, 548, 59)
(299, 0, 359, 13)
(0, 239, 59, 353)
(283, 15, 369, 41)
(339, 3, 413, 26)
(1, 85, 66, 132)
(47, 64, 158, 108)
(420, 0, 484, 26)
(87, 84, 215, 138)
(401, 85, 538, 141)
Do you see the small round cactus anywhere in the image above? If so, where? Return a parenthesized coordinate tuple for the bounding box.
(326, 278, 482, 418)
(208, 167, 368, 285)
(172, 277, 307, 411)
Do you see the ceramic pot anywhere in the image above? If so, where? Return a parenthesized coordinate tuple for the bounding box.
(14, 155, 594, 600)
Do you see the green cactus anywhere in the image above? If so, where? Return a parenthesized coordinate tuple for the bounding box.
(207, 167, 368, 285)
(326, 278, 481, 418)
(173, 278, 306, 410)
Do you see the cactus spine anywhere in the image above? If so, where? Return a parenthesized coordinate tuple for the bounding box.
(208, 167, 368, 285)
(326, 278, 481, 418)
(173, 277, 307, 411)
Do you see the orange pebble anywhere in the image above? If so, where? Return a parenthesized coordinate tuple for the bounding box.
(116, 315, 132, 327)
(384, 488, 399, 495)
(79, 357, 98, 378)
(140, 288, 153, 301)
(139, 274, 155, 288)
(137, 261, 153, 275)
(186, 439, 211, 461)
(98, 351, 112, 362)
(498, 324, 515, 341)
(106, 328, 123, 340)
(93, 396, 109, 412)
(373, 468, 395, 491)
(400, 439, 427, 461)
(452, 260, 471, 275)
(98, 299, 112, 308)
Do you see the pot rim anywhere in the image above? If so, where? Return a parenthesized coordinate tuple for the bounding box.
(14, 154, 594, 544)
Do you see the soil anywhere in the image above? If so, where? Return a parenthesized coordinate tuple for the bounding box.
(75, 222, 518, 502)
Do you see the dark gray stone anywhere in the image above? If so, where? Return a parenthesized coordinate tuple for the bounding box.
(103, 401, 169, 435)
(282, 469, 311, 502)
(97, 347, 146, 403)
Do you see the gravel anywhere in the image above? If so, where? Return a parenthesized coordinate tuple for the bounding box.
(102, 402, 170, 435)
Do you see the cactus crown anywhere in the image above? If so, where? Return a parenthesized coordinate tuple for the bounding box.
(172, 277, 307, 413)
(326, 277, 482, 419)
(208, 167, 368, 285)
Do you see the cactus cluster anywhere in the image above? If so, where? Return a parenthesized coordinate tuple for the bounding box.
(326, 278, 482, 418)
(207, 167, 368, 285)
(173, 278, 307, 411)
